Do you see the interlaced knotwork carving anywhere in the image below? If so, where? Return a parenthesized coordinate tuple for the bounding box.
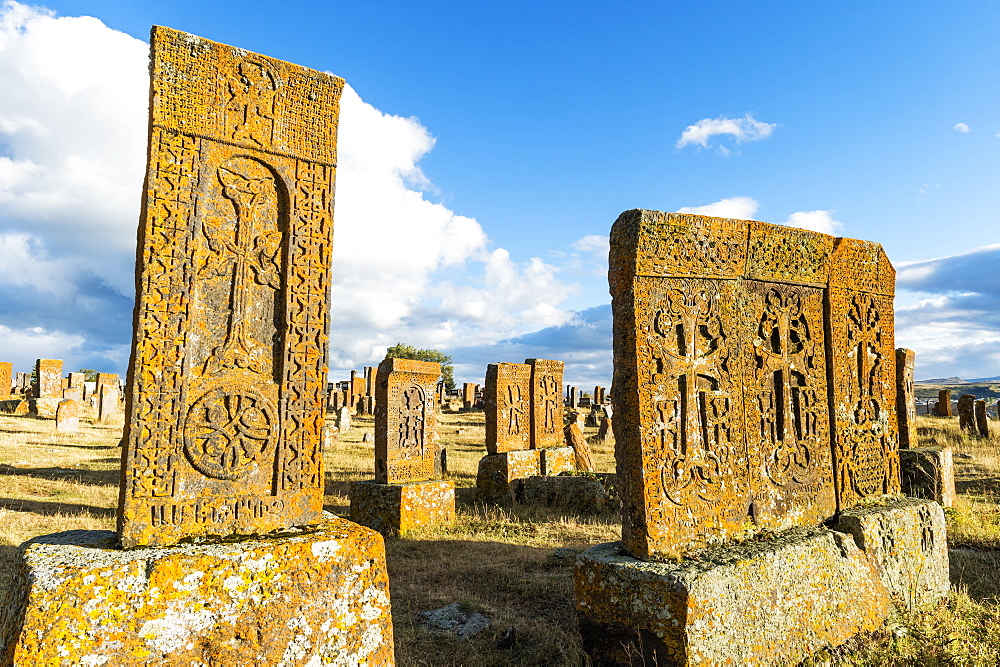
(183, 388, 278, 480)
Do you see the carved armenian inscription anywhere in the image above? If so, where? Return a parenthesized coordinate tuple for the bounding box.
(119, 26, 344, 548)
(610, 210, 895, 559)
(375, 358, 441, 483)
(485, 362, 531, 454)
(526, 358, 564, 449)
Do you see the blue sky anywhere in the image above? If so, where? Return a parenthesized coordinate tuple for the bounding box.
(1, 0, 998, 386)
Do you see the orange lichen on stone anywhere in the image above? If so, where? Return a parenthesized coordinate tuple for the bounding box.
(350, 479, 456, 535)
(526, 358, 563, 450)
(609, 210, 898, 560)
(1, 515, 393, 666)
(540, 446, 575, 476)
(118, 27, 344, 548)
(0, 362, 11, 400)
(374, 358, 441, 484)
(484, 362, 531, 454)
(476, 449, 542, 503)
(33, 358, 62, 399)
(896, 348, 917, 449)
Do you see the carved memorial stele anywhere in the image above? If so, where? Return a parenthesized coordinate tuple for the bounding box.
(527, 358, 564, 449)
(610, 210, 898, 559)
(895, 348, 917, 449)
(34, 359, 62, 399)
(375, 358, 441, 484)
(0, 362, 11, 400)
(119, 26, 344, 548)
(485, 362, 531, 454)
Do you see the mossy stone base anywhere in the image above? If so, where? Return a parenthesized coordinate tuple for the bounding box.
(539, 446, 575, 475)
(350, 479, 455, 535)
(0, 514, 393, 666)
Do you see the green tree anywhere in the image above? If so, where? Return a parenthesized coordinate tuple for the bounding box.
(383, 342, 455, 392)
(78, 369, 99, 382)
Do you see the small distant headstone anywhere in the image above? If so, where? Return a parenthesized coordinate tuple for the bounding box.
(362, 432, 373, 443)
(975, 400, 990, 438)
(55, 399, 80, 432)
(337, 406, 352, 432)
(68, 372, 86, 391)
(462, 382, 476, 410)
(98, 385, 121, 424)
(958, 394, 976, 434)
(937, 389, 953, 416)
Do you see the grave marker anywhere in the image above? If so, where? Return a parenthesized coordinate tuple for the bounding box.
(55, 399, 80, 432)
(34, 359, 62, 398)
(0, 362, 11, 400)
(484, 362, 531, 454)
(527, 358, 563, 450)
(895, 348, 916, 449)
(374, 358, 441, 483)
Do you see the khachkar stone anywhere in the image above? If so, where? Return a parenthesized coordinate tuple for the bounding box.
(352, 358, 454, 534)
(937, 388, 952, 416)
(484, 362, 531, 454)
(957, 394, 976, 434)
(34, 359, 62, 398)
(527, 358, 563, 449)
(895, 348, 917, 449)
(975, 399, 990, 438)
(119, 26, 345, 549)
(0, 362, 11, 399)
(579, 210, 943, 666)
(462, 382, 476, 409)
(68, 372, 86, 391)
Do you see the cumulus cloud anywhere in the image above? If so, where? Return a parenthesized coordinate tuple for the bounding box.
(676, 114, 776, 150)
(783, 210, 843, 235)
(677, 196, 760, 219)
(0, 2, 580, 377)
(953, 122, 971, 133)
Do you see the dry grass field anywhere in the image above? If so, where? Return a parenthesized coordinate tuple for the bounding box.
(2, 407, 999, 665)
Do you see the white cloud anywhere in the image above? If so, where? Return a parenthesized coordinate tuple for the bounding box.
(676, 114, 776, 150)
(953, 122, 970, 133)
(677, 196, 760, 220)
(783, 209, 843, 235)
(0, 2, 580, 378)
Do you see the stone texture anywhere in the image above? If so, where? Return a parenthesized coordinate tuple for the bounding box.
(350, 479, 455, 535)
(98, 384, 121, 424)
(896, 348, 916, 449)
(958, 393, 976, 434)
(975, 399, 990, 438)
(521, 475, 612, 511)
(55, 399, 80, 433)
(564, 422, 594, 472)
(576, 528, 892, 666)
(62, 388, 83, 402)
(899, 445, 957, 508)
(540, 446, 575, 476)
(484, 362, 531, 454)
(68, 372, 86, 390)
(375, 357, 441, 484)
(0, 362, 11, 400)
(336, 406, 352, 432)
(462, 382, 476, 410)
(34, 359, 62, 399)
(119, 27, 344, 548)
(609, 210, 895, 559)
(834, 497, 950, 606)
(526, 358, 563, 449)
(476, 449, 542, 504)
(31, 397, 60, 419)
(0, 515, 393, 666)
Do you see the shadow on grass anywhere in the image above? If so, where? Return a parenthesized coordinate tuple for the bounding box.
(955, 476, 1000, 496)
(950, 548, 1000, 603)
(0, 496, 115, 518)
(0, 464, 120, 487)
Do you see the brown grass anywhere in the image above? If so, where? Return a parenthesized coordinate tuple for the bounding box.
(1, 409, 999, 663)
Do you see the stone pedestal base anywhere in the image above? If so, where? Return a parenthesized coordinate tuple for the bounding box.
(0, 515, 394, 666)
(900, 445, 957, 508)
(350, 479, 455, 535)
(476, 448, 578, 504)
(29, 397, 60, 418)
(575, 498, 949, 666)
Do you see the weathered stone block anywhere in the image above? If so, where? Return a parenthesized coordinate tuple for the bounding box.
(33, 359, 62, 399)
(576, 531, 891, 666)
(521, 475, 611, 512)
(0, 362, 11, 400)
(834, 497, 950, 606)
(0, 515, 393, 666)
(55, 399, 79, 432)
(476, 449, 542, 504)
(350, 479, 455, 535)
(540, 446, 575, 475)
(375, 358, 441, 484)
(899, 445, 956, 508)
(30, 397, 60, 419)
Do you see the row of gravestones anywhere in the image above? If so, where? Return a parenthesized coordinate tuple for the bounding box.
(0, 28, 949, 666)
(0, 359, 123, 427)
(926, 388, 995, 437)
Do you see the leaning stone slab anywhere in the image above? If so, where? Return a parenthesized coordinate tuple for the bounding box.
(899, 445, 956, 508)
(350, 479, 455, 535)
(476, 449, 542, 504)
(834, 497, 950, 606)
(0, 515, 393, 666)
(576, 530, 891, 666)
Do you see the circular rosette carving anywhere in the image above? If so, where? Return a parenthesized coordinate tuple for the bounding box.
(183, 387, 278, 480)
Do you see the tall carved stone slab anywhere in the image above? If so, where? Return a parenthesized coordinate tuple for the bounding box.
(34, 359, 62, 398)
(375, 358, 441, 483)
(485, 362, 531, 454)
(610, 210, 852, 559)
(526, 358, 564, 449)
(119, 27, 344, 548)
(0, 362, 11, 399)
(827, 238, 899, 510)
(895, 348, 916, 449)
(937, 389, 952, 417)
(68, 372, 86, 391)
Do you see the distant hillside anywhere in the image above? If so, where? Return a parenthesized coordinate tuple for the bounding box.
(917, 376, 968, 385)
(966, 375, 1000, 383)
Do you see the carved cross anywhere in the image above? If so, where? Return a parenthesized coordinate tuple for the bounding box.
(847, 294, 882, 423)
(756, 290, 804, 443)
